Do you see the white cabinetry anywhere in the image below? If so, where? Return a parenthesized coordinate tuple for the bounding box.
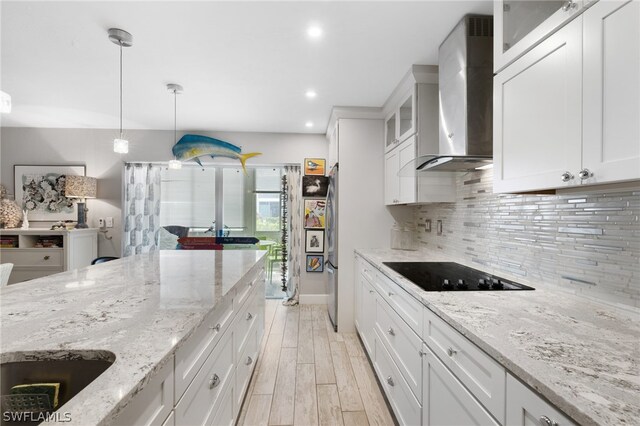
(113, 264, 266, 426)
(582, 0, 640, 185)
(354, 254, 575, 426)
(0, 228, 98, 284)
(383, 66, 456, 206)
(494, 17, 583, 193)
(422, 344, 498, 426)
(494, 0, 588, 73)
(494, 1, 640, 194)
(506, 373, 576, 426)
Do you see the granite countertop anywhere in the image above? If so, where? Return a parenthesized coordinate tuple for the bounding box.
(0, 250, 266, 425)
(355, 248, 640, 426)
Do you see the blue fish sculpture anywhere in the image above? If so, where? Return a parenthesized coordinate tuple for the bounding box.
(172, 134, 261, 172)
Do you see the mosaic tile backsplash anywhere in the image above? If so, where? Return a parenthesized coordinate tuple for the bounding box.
(414, 169, 640, 309)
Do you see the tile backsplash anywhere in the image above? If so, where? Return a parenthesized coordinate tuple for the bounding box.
(414, 169, 640, 309)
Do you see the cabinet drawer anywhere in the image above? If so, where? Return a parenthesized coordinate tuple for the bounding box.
(375, 296, 423, 400)
(377, 272, 423, 335)
(423, 307, 506, 423)
(0, 249, 63, 267)
(213, 378, 235, 426)
(175, 328, 234, 425)
(374, 335, 422, 426)
(175, 300, 234, 399)
(113, 356, 174, 426)
(234, 268, 265, 311)
(423, 344, 498, 426)
(235, 324, 259, 417)
(506, 373, 575, 426)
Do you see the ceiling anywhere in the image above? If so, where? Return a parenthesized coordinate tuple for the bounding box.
(1, 1, 492, 134)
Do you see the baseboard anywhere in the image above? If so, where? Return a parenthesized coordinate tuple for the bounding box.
(299, 294, 328, 304)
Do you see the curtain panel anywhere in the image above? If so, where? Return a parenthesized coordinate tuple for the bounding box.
(123, 163, 162, 256)
(283, 165, 302, 305)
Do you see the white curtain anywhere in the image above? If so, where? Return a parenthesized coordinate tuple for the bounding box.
(123, 163, 162, 256)
(283, 165, 302, 305)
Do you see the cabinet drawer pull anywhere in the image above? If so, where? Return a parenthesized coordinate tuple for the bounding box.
(561, 0, 577, 11)
(369, 290, 375, 294)
(447, 347, 458, 356)
(578, 168, 593, 180)
(209, 323, 221, 332)
(539, 415, 558, 426)
(245, 356, 253, 366)
(560, 171, 574, 182)
(387, 327, 395, 336)
(43, 255, 50, 260)
(246, 312, 253, 321)
(388, 292, 394, 297)
(209, 373, 220, 389)
(419, 350, 428, 357)
(386, 376, 394, 386)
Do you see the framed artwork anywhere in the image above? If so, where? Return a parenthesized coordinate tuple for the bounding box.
(306, 254, 324, 272)
(302, 175, 329, 197)
(305, 229, 324, 253)
(304, 199, 326, 229)
(304, 158, 326, 176)
(14, 165, 85, 221)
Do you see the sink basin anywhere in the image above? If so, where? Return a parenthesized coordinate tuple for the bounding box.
(1, 351, 115, 425)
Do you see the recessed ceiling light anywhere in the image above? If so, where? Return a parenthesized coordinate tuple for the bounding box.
(305, 90, 317, 99)
(307, 25, 323, 39)
(305, 121, 314, 128)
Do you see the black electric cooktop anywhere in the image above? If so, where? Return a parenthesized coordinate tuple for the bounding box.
(382, 262, 534, 292)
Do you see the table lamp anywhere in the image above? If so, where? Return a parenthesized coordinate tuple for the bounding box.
(64, 176, 97, 229)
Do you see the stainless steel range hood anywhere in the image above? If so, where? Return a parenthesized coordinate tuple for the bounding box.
(416, 14, 494, 172)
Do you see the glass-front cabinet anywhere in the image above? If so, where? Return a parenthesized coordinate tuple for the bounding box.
(385, 112, 397, 152)
(494, 0, 594, 72)
(384, 90, 415, 153)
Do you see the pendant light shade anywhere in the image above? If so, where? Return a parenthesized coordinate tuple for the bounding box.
(109, 28, 133, 154)
(168, 83, 184, 169)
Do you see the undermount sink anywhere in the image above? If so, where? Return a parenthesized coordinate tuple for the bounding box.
(1, 351, 115, 425)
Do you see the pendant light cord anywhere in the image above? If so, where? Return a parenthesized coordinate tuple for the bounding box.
(119, 42, 123, 139)
(174, 89, 177, 145)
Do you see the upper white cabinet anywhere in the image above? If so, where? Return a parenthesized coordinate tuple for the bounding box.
(494, 0, 640, 193)
(383, 66, 456, 205)
(328, 121, 339, 167)
(582, 0, 640, 185)
(494, 0, 589, 73)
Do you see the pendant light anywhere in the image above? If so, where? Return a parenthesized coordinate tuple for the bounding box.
(167, 83, 183, 169)
(108, 28, 133, 154)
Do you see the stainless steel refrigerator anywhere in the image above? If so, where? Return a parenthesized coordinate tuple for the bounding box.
(326, 164, 338, 331)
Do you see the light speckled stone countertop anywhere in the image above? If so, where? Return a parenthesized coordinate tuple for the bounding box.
(0, 250, 266, 425)
(355, 248, 640, 426)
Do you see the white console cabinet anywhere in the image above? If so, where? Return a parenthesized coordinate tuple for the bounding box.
(0, 228, 98, 284)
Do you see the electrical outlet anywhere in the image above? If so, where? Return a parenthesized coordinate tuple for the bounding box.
(425, 219, 432, 232)
(106, 217, 114, 228)
(437, 220, 443, 235)
(98, 218, 105, 228)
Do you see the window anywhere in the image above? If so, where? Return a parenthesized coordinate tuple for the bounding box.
(160, 168, 215, 228)
(254, 168, 282, 233)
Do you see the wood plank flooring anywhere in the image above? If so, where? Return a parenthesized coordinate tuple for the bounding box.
(238, 302, 395, 426)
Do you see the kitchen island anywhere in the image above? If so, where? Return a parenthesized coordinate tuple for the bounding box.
(355, 248, 640, 426)
(0, 250, 267, 425)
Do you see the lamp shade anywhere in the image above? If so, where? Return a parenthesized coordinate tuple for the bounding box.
(65, 176, 97, 198)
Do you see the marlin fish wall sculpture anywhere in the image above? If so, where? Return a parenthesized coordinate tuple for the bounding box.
(172, 134, 261, 172)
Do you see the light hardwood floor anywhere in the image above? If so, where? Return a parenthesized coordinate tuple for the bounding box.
(237, 301, 396, 426)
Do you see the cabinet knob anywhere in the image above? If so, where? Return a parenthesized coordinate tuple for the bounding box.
(209, 323, 221, 332)
(43, 255, 50, 260)
(560, 171, 574, 182)
(447, 133, 454, 139)
(209, 373, 220, 389)
(447, 347, 458, 356)
(578, 168, 593, 180)
(386, 376, 394, 386)
(562, 0, 577, 11)
(388, 292, 394, 297)
(387, 327, 395, 336)
(246, 356, 253, 366)
(539, 415, 558, 426)
(419, 350, 428, 357)
(369, 290, 375, 294)
(246, 312, 253, 321)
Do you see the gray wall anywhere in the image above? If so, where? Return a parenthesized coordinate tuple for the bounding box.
(0, 127, 329, 295)
(412, 169, 640, 309)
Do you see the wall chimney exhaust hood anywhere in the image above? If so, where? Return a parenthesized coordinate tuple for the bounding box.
(413, 14, 494, 173)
